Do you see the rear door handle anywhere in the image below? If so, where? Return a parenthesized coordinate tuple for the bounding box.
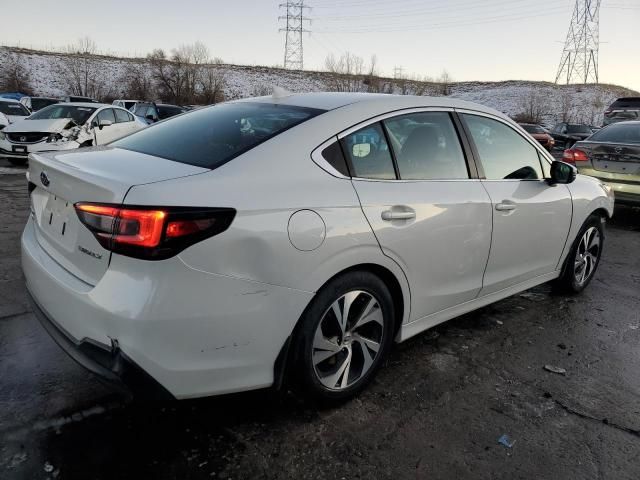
(495, 202, 516, 212)
(381, 208, 416, 221)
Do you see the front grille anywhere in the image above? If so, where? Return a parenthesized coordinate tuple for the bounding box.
(7, 132, 49, 144)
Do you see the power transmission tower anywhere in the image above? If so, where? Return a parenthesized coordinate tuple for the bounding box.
(393, 66, 404, 79)
(555, 0, 601, 85)
(279, 2, 311, 70)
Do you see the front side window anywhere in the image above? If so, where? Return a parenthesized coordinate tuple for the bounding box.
(96, 108, 116, 124)
(463, 114, 543, 180)
(340, 123, 396, 180)
(383, 112, 468, 180)
(113, 102, 324, 169)
(114, 108, 133, 123)
(28, 105, 97, 125)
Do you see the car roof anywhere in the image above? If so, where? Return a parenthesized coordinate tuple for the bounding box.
(62, 102, 108, 108)
(238, 92, 504, 117)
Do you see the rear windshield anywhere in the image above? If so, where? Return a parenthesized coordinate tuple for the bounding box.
(0, 101, 30, 116)
(112, 102, 325, 169)
(521, 124, 545, 134)
(29, 105, 97, 125)
(157, 105, 184, 119)
(567, 125, 592, 134)
(589, 123, 640, 144)
(610, 97, 640, 109)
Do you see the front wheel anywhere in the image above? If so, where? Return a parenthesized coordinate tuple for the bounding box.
(292, 271, 395, 402)
(555, 215, 604, 293)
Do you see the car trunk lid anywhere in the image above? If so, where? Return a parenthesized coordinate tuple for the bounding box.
(28, 147, 208, 285)
(581, 143, 640, 174)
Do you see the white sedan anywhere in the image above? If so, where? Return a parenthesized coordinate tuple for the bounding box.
(22, 93, 613, 402)
(0, 103, 146, 165)
(0, 98, 30, 129)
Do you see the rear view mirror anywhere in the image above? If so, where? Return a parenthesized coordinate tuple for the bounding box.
(549, 161, 577, 185)
(145, 114, 156, 122)
(352, 143, 371, 158)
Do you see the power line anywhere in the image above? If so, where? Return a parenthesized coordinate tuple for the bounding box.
(279, 2, 311, 70)
(555, 0, 602, 84)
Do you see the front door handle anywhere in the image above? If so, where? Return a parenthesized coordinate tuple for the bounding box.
(381, 208, 416, 221)
(495, 202, 516, 212)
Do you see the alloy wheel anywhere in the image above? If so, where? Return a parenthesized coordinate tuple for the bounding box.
(312, 290, 385, 390)
(574, 226, 601, 286)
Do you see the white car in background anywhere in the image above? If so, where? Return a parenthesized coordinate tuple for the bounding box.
(0, 98, 30, 130)
(23, 93, 614, 402)
(0, 103, 146, 165)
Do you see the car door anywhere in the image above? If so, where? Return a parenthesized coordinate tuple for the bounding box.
(114, 108, 138, 138)
(93, 108, 119, 144)
(460, 112, 572, 296)
(344, 110, 493, 322)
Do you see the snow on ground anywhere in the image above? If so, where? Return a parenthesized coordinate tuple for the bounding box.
(2, 46, 636, 127)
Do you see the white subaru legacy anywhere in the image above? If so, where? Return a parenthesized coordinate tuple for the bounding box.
(22, 93, 614, 401)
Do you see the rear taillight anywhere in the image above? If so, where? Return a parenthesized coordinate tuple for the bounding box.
(562, 148, 589, 165)
(75, 203, 235, 260)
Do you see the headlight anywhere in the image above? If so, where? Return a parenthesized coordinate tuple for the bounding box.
(47, 133, 63, 143)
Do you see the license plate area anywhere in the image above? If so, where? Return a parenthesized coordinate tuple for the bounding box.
(12, 146, 27, 154)
(42, 195, 74, 242)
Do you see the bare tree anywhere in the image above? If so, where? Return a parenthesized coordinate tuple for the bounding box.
(324, 52, 367, 92)
(559, 89, 575, 123)
(120, 61, 154, 100)
(199, 65, 226, 104)
(0, 53, 33, 94)
(514, 90, 549, 124)
(436, 70, 453, 96)
(56, 37, 112, 99)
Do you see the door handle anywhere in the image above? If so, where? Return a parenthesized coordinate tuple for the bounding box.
(495, 202, 516, 212)
(381, 208, 416, 221)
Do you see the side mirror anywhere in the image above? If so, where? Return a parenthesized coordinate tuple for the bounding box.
(549, 160, 577, 185)
(98, 119, 113, 130)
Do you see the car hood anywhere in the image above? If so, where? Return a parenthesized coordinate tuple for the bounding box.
(4, 118, 76, 133)
(0, 112, 28, 127)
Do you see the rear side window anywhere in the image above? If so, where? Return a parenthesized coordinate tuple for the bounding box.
(463, 114, 543, 180)
(383, 112, 468, 180)
(113, 102, 324, 169)
(341, 123, 396, 180)
(321, 141, 349, 176)
(96, 108, 116, 124)
(589, 123, 640, 144)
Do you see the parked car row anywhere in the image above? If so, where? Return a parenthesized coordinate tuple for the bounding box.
(0, 103, 147, 165)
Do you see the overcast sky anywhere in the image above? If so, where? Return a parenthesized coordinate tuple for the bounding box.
(2, 0, 639, 90)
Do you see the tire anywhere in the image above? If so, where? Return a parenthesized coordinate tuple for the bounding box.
(7, 158, 27, 166)
(554, 214, 604, 293)
(292, 271, 395, 402)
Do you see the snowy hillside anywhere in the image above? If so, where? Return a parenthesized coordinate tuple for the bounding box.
(2, 46, 637, 127)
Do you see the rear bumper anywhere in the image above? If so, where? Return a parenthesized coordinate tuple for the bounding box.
(22, 217, 313, 399)
(28, 291, 174, 400)
(577, 167, 640, 205)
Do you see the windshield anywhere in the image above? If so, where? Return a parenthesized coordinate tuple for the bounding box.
(31, 98, 60, 111)
(0, 101, 30, 116)
(589, 123, 640, 144)
(567, 125, 593, 134)
(113, 102, 325, 169)
(28, 105, 97, 125)
(521, 124, 545, 134)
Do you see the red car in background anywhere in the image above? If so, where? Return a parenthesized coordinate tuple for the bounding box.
(519, 123, 555, 151)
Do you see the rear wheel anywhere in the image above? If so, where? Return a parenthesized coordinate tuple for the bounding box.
(293, 271, 395, 402)
(555, 215, 604, 293)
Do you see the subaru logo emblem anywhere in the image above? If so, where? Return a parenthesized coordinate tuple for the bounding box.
(20, 136, 27, 142)
(40, 171, 50, 187)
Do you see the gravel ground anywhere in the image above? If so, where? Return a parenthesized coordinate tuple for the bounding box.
(0, 164, 639, 480)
